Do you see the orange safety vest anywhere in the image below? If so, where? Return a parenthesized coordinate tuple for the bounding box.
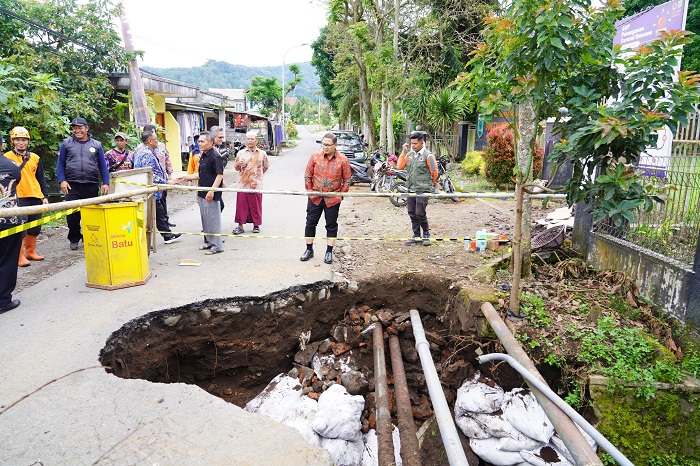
(3, 151, 45, 199)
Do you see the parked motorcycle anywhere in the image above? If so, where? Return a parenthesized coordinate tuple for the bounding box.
(387, 167, 408, 207)
(387, 156, 457, 206)
(220, 140, 244, 168)
(436, 155, 459, 202)
(349, 151, 384, 185)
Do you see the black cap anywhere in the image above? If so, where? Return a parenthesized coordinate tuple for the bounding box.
(70, 117, 88, 127)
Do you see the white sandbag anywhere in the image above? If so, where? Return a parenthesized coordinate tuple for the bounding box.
(455, 414, 490, 439)
(498, 435, 545, 452)
(245, 373, 304, 422)
(312, 383, 365, 442)
(280, 394, 323, 448)
(550, 425, 597, 464)
(361, 428, 403, 466)
(502, 389, 554, 443)
(320, 436, 364, 466)
(471, 412, 530, 440)
(454, 372, 504, 415)
(520, 445, 574, 466)
(470, 437, 527, 466)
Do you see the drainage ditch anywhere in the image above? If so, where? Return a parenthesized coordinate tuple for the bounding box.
(99, 275, 556, 464)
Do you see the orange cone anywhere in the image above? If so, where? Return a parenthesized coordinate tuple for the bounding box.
(18, 239, 30, 267)
(24, 235, 44, 261)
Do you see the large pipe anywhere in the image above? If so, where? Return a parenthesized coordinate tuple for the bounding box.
(388, 335, 421, 466)
(409, 309, 469, 466)
(373, 324, 395, 466)
(479, 353, 633, 466)
(480, 302, 602, 465)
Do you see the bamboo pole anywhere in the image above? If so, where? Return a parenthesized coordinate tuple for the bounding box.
(0, 187, 159, 218)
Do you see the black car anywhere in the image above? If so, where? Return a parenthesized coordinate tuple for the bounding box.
(318, 130, 368, 164)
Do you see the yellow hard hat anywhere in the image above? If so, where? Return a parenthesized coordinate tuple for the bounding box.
(10, 126, 30, 140)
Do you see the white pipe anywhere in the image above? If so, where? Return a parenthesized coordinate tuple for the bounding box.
(410, 309, 469, 466)
(479, 353, 634, 466)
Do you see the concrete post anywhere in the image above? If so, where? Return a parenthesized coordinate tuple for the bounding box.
(572, 201, 594, 257)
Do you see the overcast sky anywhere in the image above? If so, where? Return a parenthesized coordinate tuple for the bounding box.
(118, 0, 328, 69)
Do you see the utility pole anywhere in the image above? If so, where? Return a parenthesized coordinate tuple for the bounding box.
(118, 0, 150, 127)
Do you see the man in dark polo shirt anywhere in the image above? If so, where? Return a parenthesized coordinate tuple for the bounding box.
(176, 130, 224, 254)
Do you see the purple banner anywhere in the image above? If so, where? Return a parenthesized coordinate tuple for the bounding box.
(613, 0, 687, 50)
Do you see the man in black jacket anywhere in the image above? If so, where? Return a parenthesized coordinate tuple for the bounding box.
(56, 117, 110, 250)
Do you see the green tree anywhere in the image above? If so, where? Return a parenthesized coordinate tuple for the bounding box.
(247, 76, 282, 118)
(0, 0, 131, 174)
(311, 26, 340, 112)
(425, 87, 468, 159)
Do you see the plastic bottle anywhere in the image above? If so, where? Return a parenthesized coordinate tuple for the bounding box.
(475, 230, 488, 252)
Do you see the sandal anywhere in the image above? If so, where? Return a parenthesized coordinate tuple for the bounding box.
(252, 226, 260, 233)
(233, 227, 244, 235)
(199, 244, 213, 250)
(205, 249, 223, 255)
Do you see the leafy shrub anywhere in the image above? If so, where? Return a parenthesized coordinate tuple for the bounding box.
(461, 151, 484, 176)
(481, 123, 543, 188)
(286, 120, 299, 139)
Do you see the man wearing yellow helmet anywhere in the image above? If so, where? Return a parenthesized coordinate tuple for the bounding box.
(4, 126, 49, 267)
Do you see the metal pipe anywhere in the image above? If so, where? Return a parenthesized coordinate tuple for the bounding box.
(479, 353, 633, 466)
(409, 309, 469, 466)
(373, 324, 396, 466)
(389, 335, 422, 466)
(480, 302, 602, 466)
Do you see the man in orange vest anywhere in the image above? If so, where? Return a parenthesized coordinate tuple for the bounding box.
(4, 126, 49, 266)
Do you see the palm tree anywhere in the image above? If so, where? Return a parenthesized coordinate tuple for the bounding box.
(426, 88, 467, 160)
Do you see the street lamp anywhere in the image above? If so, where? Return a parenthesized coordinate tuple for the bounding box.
(281, 43, 309, 145)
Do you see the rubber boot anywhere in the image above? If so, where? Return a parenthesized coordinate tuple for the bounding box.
(25, 235, 44, 261)
(18, 239, 30, 267)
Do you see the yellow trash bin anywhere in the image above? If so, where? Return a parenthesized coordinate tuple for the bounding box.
(81, 201, 151, 290)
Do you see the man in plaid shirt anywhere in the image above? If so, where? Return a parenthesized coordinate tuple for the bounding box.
(301, 132, 351, 264)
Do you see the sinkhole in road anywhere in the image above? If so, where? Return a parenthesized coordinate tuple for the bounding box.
(99, 275, 539, 463)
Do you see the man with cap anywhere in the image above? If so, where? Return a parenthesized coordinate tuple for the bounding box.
(4, 126, 49, 266)
(56, 117, 110, 250)
(104, 131, 134, 172)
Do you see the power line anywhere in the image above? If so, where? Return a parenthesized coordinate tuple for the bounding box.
(0, 5, 101, 55)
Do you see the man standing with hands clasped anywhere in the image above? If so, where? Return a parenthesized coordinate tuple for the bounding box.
(301, 132, 351, 264)
(232, 131, 269, 234)
(56, 117, 110, 250)
(397, 131, 438, 246)
(176, 130, 224, 255)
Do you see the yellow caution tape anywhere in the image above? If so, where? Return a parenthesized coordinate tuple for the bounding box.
(0, 208, 78, 239)
(154, 230, 505, 243)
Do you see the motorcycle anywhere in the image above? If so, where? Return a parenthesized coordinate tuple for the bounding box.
(220, 140, 244, 168)
(436, 155, 459, 202)
(388, 156, 457, 207)
(349, 151, 384, 185)
(387, 167, 408, 207)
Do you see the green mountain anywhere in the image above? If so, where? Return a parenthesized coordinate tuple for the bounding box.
(143, 60, 322, 101)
